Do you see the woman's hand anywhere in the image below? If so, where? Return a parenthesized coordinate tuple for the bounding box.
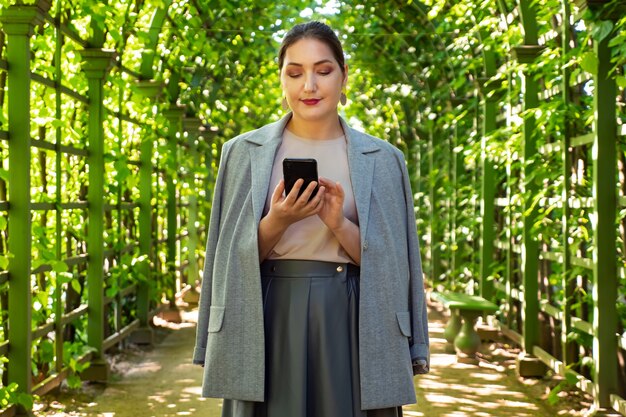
(317, 177, 346, 232)
(317, 177, 361, 265)
(258, 179, 325, 261)
(267, 178, 325, 228)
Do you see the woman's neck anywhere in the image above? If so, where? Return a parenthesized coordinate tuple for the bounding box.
(286, 114, 344, 140)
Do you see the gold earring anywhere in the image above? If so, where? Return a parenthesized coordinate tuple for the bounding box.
(281, 97, 289, 110)
(340, 92, 347, 106)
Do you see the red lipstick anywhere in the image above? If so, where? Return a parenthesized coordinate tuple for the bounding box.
(301, 99, 321, 105)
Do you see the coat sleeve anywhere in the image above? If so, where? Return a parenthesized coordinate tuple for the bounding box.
(397, 150, 430, 369)
(193, 141, 232, 365)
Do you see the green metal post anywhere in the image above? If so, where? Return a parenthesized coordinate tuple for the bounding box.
(451, 122, 463, 290)
(480, 48, 497, 301)
(137, 129, 154, 330)
(591, 26, 618, 413)
(428, 130, 441, 282)
(514, 0, 545, 377)
(54, 0, 64, 376)
(503, 32, 515, 330)
(521, 66, 539, 354)
(205, 141, 215, 236)
(164, 107, 185, 307)
(183, 118, 202, 287)
(131, 81, 163, 344)
(81, 48, 116, 381)
(560, 0, 575, 369)
(505, 149, 514, 328)
(0, 4, 49, 413)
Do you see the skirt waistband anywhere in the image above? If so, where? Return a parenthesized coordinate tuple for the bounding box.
(261, 259, 359, 278)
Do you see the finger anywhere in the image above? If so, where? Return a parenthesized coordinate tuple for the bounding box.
(306, 185, 325, 208)
(311, 186, 326, 212)
(285, 179, 304, 203)
(272, 180, 285, 203)
(297, 181, 318, 204)
(317, 177, 334, 189)
(319, 179, 342, 197)
(335, 181, 345, 198)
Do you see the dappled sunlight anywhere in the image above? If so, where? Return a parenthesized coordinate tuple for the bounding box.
(402, 410, 426, 416)
(466, 371, 504, 381)
(34, 306, 593, 417)
(401, 310, 583, 416)
(124, 360, 162, 376)
(182, 386, 204, 396)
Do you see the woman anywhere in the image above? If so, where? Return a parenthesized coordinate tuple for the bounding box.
(193, 21, 429, 417)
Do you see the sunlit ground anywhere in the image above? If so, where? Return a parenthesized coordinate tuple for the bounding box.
(403, 321, 545, 417)
(34, 304, 593, 417)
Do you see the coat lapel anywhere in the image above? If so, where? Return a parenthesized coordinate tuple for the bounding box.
(247, 114, 292, 223)
(341, 118, 380, 245)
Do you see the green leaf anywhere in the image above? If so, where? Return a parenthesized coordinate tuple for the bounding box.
(52, 261, 69, 273)
(16, 393, 33, 410)
(0, 255, 9, 270)
(70, 279, 82, 294)
(36, 291, 49, 309)
(57, 272, 73, 285)
(591, 20, 613, 42)
(66, 374, 82, 390)
(547, 383, 562, 405)
(106, 286, 119, 298)
(579, 52, 599, 75)
(617, 76, 626, 89)
(38, 339, 55, 363)
(0, 216, 6, 231)
(565, 372, 579, 385)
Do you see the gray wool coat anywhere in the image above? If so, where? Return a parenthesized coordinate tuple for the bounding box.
(193, 113, 429, 410)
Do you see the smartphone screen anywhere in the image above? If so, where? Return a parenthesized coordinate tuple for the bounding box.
(283, 158, 319, 201)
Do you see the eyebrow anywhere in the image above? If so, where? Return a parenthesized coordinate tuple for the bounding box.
(285, 59, 334, 67)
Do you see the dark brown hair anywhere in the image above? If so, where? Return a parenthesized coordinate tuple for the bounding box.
(278, 21, 346, 74)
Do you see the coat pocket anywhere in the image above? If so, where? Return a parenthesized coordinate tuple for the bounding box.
(208, 306, 225, 333)
(396, 311, 412, 338)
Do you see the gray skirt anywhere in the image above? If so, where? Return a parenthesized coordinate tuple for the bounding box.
(221, 259, 403, 417)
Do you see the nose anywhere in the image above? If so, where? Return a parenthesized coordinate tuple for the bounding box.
(303, 73, 317, 93)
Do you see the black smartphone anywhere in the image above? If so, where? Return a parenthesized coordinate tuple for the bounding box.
(283, 158, 319, 201)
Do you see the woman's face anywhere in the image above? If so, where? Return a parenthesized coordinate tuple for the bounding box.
(280, 37, 347, 123)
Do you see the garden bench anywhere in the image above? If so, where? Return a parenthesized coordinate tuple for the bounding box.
(430, 291, 499, 364)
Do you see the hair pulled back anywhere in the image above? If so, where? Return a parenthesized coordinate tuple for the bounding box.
(278, 21, 345, 74)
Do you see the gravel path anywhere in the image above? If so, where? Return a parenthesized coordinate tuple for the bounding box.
(35, 304, 592, 416)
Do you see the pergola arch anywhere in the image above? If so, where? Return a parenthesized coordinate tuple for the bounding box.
(0, 0, 625, 415)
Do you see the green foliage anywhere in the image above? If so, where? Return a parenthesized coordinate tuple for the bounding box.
(1, 0, 626, 409)
(63, 342, 96, 390)
(547, 370, 580, 406)
(0, 383, 34, 411)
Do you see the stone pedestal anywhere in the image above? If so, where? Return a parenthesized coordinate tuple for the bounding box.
(129, 326, 154, 346)
(516, 352, 547, 377)
(80, 359, 109, 382)
(454, 310, 482, 363)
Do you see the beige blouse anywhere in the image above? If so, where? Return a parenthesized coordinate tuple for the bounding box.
(263, 128, 358, 263)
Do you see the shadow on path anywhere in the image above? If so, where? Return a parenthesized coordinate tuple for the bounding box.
(35, 305, 591, 416)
